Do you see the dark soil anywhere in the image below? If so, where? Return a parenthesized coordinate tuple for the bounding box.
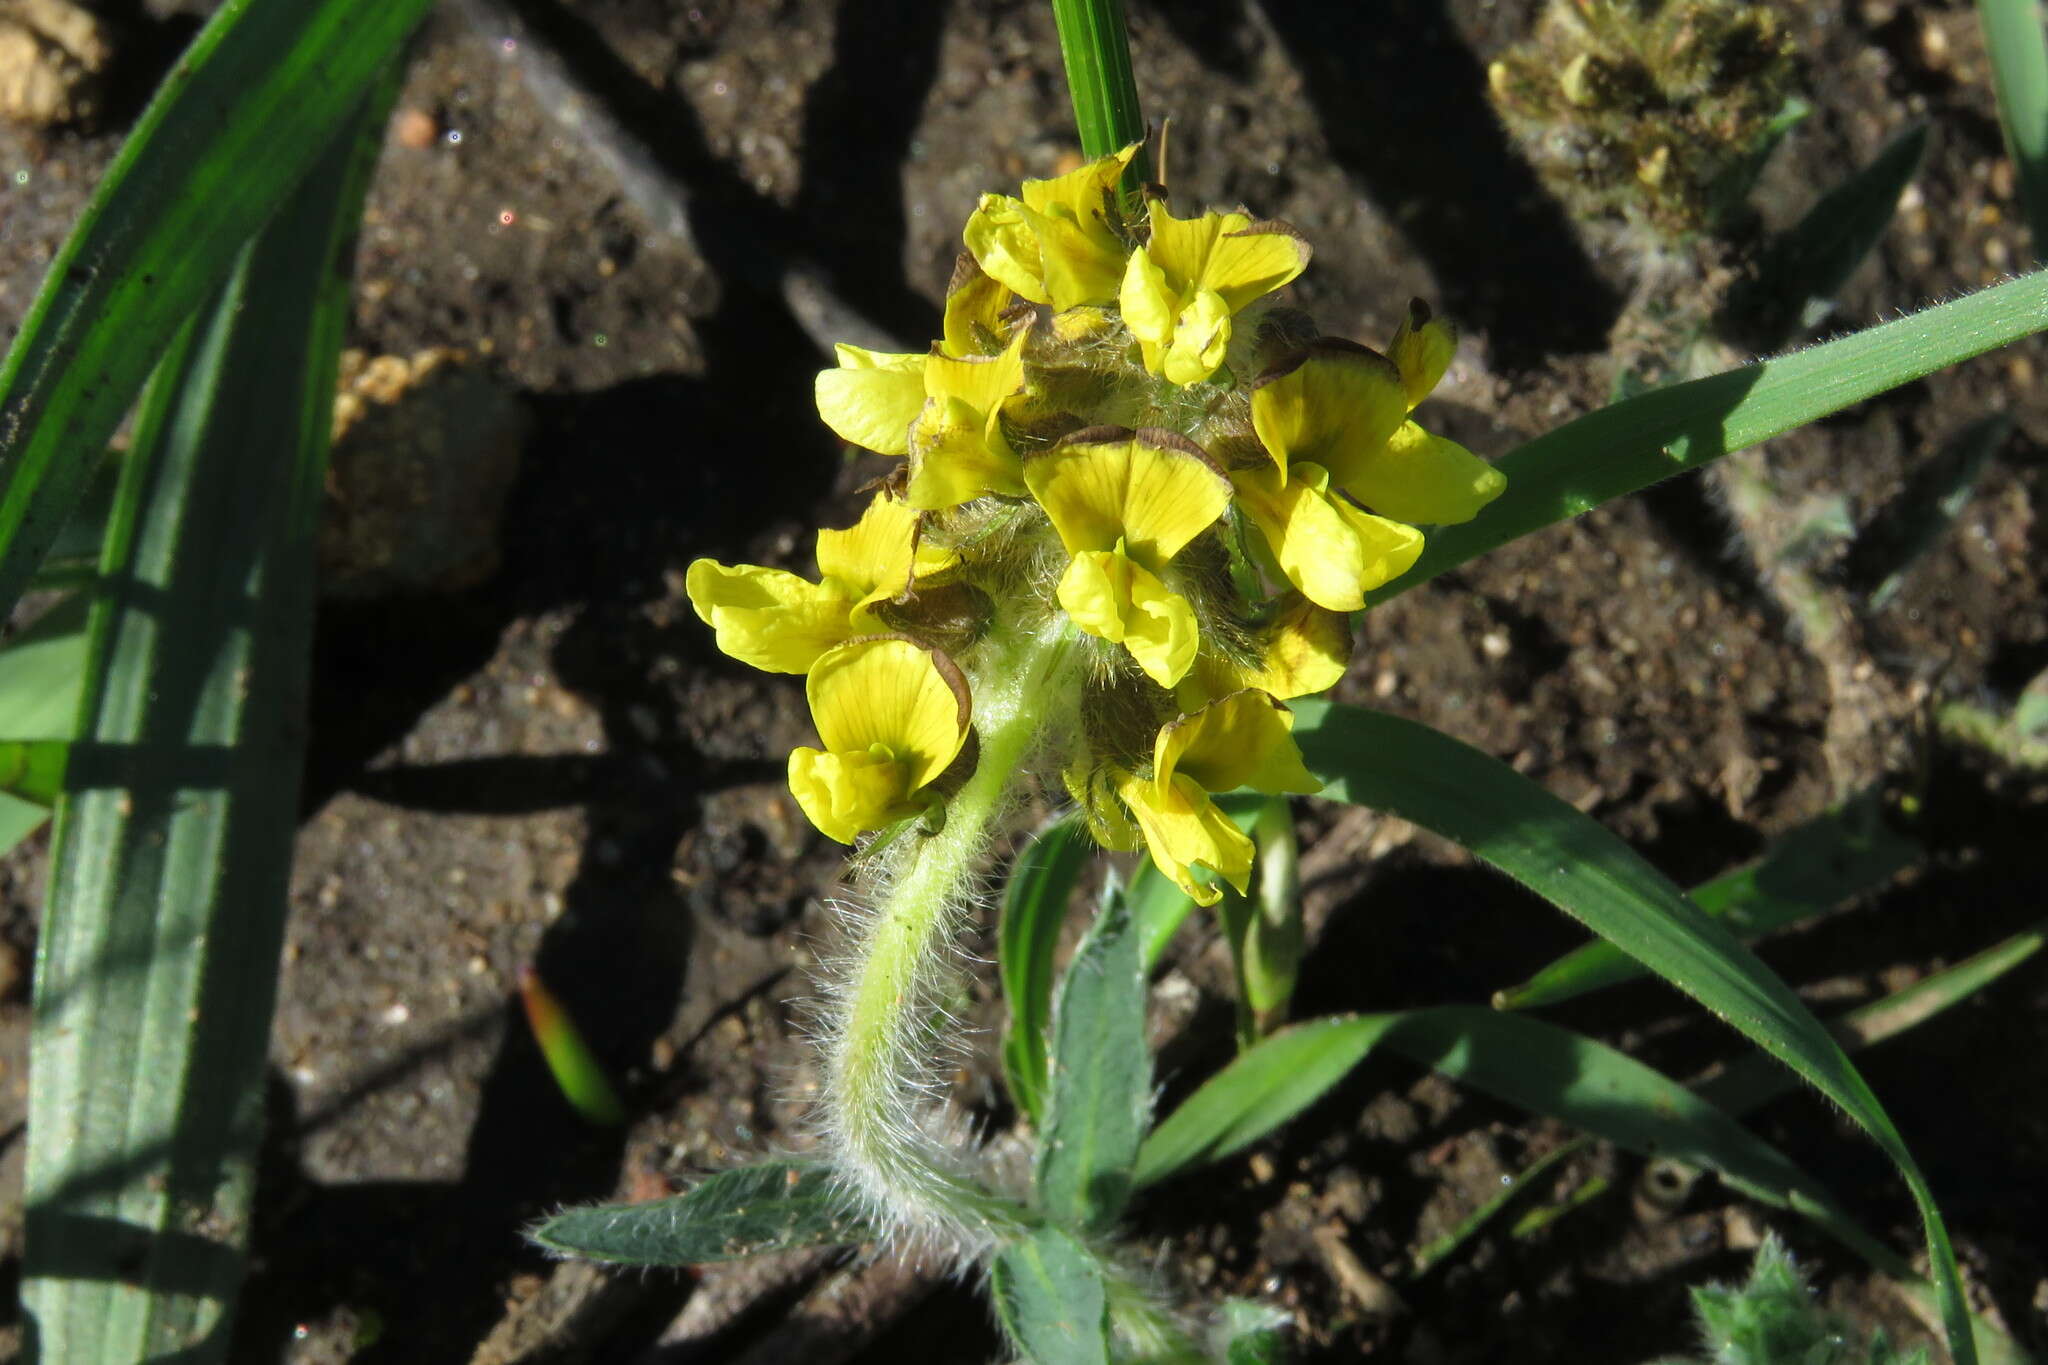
(1, 0, 2044, 1361)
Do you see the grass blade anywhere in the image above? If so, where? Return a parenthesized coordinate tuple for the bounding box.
(0, 592, 91, 855)
(991, 1224, 1112, 1365)
(1000, 816, 1090, 1127)
(1374, 269, 2048, 606)
(1050, 0, 1149, 182)
(1036, 887, 1149, 1231)
(1495, 789, 1920, 1010)
(1741, 122, 1929, 337)
(527, 1163, 865, 1266)
(518, 965, 628, 1126)
(1857, 414, 2013, 609)
(1978, 0, 2048, 254)
(0, 0, 435, 623)
(22, 78, 400, 1362)
(1288, 699, 1975, 1362)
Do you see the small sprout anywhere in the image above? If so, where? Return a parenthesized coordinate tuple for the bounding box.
(518, 965, 627, 1127)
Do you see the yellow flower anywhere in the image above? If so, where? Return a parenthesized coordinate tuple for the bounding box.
(686, 494, 955, 673)
(788, 636, 972, 843)
(1177, 593, 1352, 710)
(1230, 461, 1421, 613)
(813, 259, 1022, 455)
(963, 145, 1140, 310)
(1023, 426, 1232, 687)
(1117, 691, 1320, 904)
(1119, 200, 1310, 386)
(1252, 334, 1504, 528)
(905, 328, 1030, 508)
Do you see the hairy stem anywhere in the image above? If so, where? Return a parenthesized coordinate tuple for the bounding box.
(825, 618, 1080, 1253)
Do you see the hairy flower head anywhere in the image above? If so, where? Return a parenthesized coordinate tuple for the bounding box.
(1120, 199, 1309, 386)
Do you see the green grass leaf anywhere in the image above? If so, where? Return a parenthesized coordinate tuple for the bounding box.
(1978, 0, 2048, 255)
(1037, 887, 1149, 1231)
(527, 1163, 865, 1266)
(1049, 0, 1149, 183)
(1376, 269, 2048, 606)
(991, 1224, 1112, 1365)
(0, 0, 436, 624)
(1287, 699, 1974, 1362)
(1742, 122, 1929, 337)
(22, 76, 401, 1363)
(1496, 789, 1920, 1010)
(1859, 414, 2013, 610)
(1000, 816, 1090, 1127)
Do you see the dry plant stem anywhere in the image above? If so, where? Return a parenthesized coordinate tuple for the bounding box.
(825, 618, 1079, 1253)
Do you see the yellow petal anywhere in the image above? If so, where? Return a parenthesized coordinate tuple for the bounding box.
(1231, 464, 1422, 611)
(815, 345, 927, 454)
(1057, 550, 1201, 687)
(1388, 299, 1456, 409)
(907, 396, 1026, 507)
(1141, 202, 1308, 311)
(1162, 288, 1233, 386)
(1019, 144, 1138, 225)
(1117, 769, 1252, 903)
(1182, 595, 1352, 706)
(1119, 245, 1177, 356)
(1339, 421, 1507, 526)
(1024, 427, 1232, 567)
(963, 193, 1052, 305)
(815, 492, 919, 597)
(1250, 339, 1407, 480)
(1022, 203, 1127, 312)
(788, 746, 920, 844)
(1155, 690, 1319, 798)
(685, 559, 855, 673)
(942, 254, 1015, 357)
(1201, 221, 1311, 313)
(806, 637, 971, 789)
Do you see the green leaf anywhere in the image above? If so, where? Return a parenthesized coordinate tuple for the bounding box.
(0, 590, 92, 739)
(0, 0, 437, 624)
(1049, 0, 1149, 185)
(1743, 122, 1929, 338)
(527, 1163, 865, 1267)
(1000, 816, 1090, 1127)
(991, 1224, 1112, 1365)
(1374, 269, 2048, 606)
(1136, 1013, 1394, 1188)
(1860, 415, 2012, 610)
(1037, 887, 1149, 1231)
(1495, 789, 1920, 1010)
(1287, 700, 1974, 1362)
(1217, 1299, 1290, 1365)
(22, 77, 402, 1364)
(1978, 0, 2048, 255)
(0, 741, 67, 807)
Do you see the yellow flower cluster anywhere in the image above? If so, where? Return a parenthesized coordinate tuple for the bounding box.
(689, 147, 1505, 903)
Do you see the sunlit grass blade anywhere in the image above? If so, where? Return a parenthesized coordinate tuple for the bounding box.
(527, 1162, 865, 1266)
(1742, 122, 1928, 337)
(1698, 920, 2047, 1115)
(0, 0, 435, 623)
(1408, 1137, 1585, 1277)
(1050, 0, 1150, 184)
(1375, 269, 2048, 607)
(992, 1224, 1113, 1365)
(1036, 888, 1148, 1231)
(1858, 414, 2012, 609)
(1000, 816, 1089, 1127)
(22, 81, 400, 1363)
(1978, 0, 2048, 254)
(518, 965, 627, 1127)
(1287, 699, 1975, 1362)
(1495, 789, 1919, 1010)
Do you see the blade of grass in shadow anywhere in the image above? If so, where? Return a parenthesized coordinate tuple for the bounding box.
(1859, 414, 2013, 610)
(1495, 789, 1919, 1010)
(1287, 699, 1975, 1362)
(1050, 0, 1150, 185)
(0, 0, 434, 623)
(1373, 268, 2048, 607)
(0, 591, 91, 856)
(1978, 0, 2048, 255)
(1000, 816, 1090, 1128)
(22, 78, 400, 1363)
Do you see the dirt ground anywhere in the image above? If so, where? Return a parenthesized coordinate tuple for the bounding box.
(2, 0, 2046, 1361)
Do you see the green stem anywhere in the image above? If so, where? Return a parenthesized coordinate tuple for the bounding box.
(825, 619, 1081, 1251)
(1051, 0, 1151, 187)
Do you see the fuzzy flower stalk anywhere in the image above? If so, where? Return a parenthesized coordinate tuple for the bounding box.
(688, 147, 1505, 1253)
